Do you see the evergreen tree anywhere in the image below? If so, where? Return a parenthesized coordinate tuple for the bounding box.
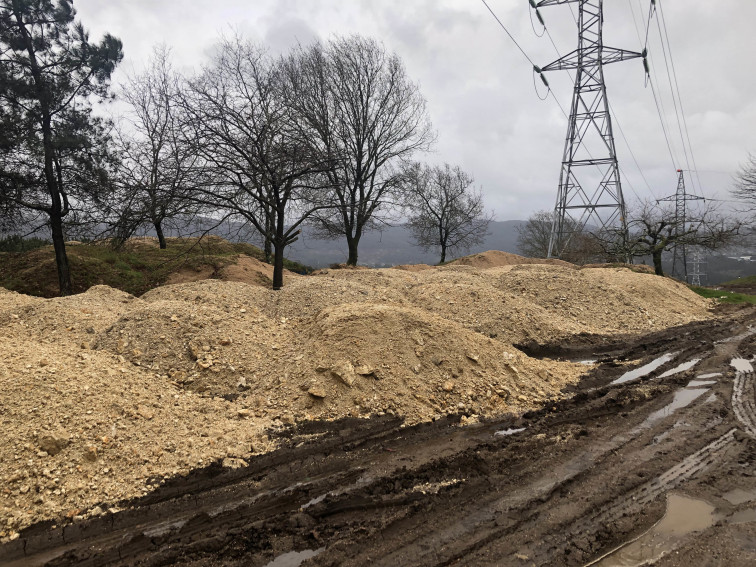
(0, 0, 122, 295)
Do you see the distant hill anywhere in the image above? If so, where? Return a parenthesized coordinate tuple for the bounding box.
(285, 220, 525, 267)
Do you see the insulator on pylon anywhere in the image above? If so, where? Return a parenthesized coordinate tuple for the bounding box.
(529, 0, 537, 7)
(536, 9, 545, 26)
(643, 58, 650, 74)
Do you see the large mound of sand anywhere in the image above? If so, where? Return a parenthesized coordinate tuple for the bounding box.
(0, 260, 714, 538)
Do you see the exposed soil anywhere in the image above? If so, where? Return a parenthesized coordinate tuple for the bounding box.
(4, 251, 752, 566)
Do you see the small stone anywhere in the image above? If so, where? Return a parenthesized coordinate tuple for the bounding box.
(442, 381, 455, 392)
(83, 445, 98, 462)
(38, 431, 70, 456)
(281, 414, 295, 426)
(197, 356, 213, 369)
(308, 385, 327, 398)
(354, 365, 374, 376)
(137, 406, 155, 420)
(219, 337, 232, 346)
(331, 361, 356, 387)
(466, 353, 479, 363)
(237, 409, 251, 418)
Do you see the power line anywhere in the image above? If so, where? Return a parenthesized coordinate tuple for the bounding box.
(657, 0, 705, 196)
(479, 0, 536, 67)
(648, 75, 678, 169)
(654, 8, 696, 194)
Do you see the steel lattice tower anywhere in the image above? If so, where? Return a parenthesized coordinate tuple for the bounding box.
(658, 169, 704, 282)
(536, 0, 643, 258)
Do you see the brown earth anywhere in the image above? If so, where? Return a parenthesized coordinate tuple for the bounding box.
(1, 305, 753, 567)
(0, 254, 717, 548)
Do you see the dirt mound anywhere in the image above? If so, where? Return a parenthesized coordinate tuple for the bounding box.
(294, 303, 580, 421)
(0, 260, 716, 538)
(447, 250, 574, 269)
(165, 255, 297, 288)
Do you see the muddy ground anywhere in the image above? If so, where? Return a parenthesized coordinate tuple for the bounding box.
(1, 304, 755, 567)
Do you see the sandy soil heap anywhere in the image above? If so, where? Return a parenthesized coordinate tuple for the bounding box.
(0, 256, 714, 538)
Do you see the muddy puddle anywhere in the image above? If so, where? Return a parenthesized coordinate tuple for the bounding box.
(723, 487, 756, 506)
(589, 493, 716, 566)
(731, 358, 754, 373)
(263, 548, 324, 567)
(494, 427, 526, 437)
(686, 379, 717, 387)
(611, 353, 678, 385)
(659, 358, 701, 378)
(635, 387, 709, 433)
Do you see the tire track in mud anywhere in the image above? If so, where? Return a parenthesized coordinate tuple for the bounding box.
(526, 429, 738, 565)
(732, 369, 756, 439)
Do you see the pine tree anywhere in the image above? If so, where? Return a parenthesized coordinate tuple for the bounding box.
(0, 0, 122, 295)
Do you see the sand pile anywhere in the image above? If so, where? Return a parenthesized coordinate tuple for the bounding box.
(446, 250, 573, 269)
(0, 257, 714, 539)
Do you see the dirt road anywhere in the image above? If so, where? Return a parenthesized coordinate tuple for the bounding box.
(1, 305, 754, 567)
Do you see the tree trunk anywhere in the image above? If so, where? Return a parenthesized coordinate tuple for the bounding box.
(154, 220, 167, 249)
(264, 238, 272, 264)
(652, 250, 664, 276)
(346, 230, 361, 266)
(264, 208, 274, 263)
(50, 213, 72, 296)
(439, 245, 446, 264)
(272, 210, 286, 290)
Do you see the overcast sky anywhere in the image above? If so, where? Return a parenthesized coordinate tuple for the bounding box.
(75, 0, 756, 221)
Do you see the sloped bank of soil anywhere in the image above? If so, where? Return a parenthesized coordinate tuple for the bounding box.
(0, 257, 715, 541)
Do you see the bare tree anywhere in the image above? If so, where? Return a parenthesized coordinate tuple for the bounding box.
(734, 153, 756, 225)
(109, 45, 200, 249)
(516, 210, 602, 264)
(181, 36, 331, 289)
(599, 200, 741, 276)
(284, 36, 434, 265)
(403, 162, 492, 263)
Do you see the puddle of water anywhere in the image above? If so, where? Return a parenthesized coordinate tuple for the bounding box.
(590, 493, 715, 567)
(262, 548, 325, 567)
(731, 358, 754, 373)
(730, 508, 756, 525)
(659, 359, 701, 378)
(723, 488, 756, 505)
(635, 388, 709, 431)
(611, 352, 679, 385)
(697, 372, 722, 379)
(301, 475, 373, 510)
(579, 359, 597, 366)
(686, 380, 717, 388)
(494, 427, 526, 437)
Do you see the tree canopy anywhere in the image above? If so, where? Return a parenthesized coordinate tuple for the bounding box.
(0, 0, 122, 294)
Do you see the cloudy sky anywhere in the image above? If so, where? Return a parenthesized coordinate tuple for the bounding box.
(75, 0, 756, 221)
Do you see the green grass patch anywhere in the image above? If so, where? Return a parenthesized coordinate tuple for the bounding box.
(690, 286, 756, 305)
(718, 274, 756, 288)
(0, 235, 312, 297)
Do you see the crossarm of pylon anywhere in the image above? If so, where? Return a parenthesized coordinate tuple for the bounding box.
(536, 0, 579, 7)
(541, 47, 642, 72)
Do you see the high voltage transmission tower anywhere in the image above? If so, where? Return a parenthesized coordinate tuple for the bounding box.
(534, 0, 645, 259)
(657, 169, 704, 282)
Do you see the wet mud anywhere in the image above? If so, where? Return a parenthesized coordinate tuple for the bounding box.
(2, 306, 755, 567)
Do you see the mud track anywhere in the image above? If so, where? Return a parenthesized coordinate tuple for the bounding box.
(2, 306, 755, 567)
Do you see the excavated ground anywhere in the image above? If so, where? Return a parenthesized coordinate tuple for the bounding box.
(3, 253, 754, 566)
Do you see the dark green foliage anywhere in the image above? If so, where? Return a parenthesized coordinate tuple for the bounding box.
(0, 0, 122, 295)
(0, 234, 49, 251)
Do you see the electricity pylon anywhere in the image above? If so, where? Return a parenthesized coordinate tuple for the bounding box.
(535, 0, 644, 258)
(688, 247, 706, 286)
(657, 169, 705, 282)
